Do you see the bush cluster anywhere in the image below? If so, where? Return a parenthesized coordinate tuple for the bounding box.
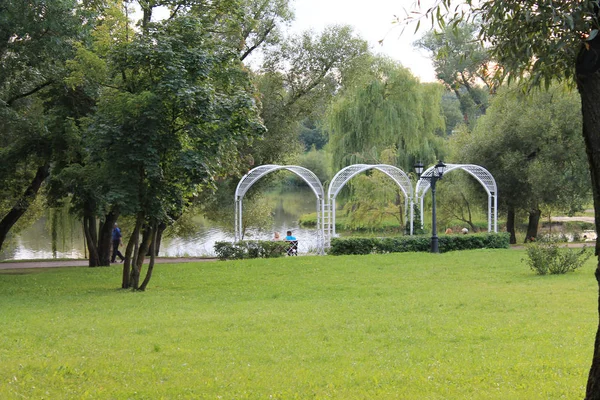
(214, 241, 291, 260)
(328, 233, 510, 255)
(524, 242, 592, 275)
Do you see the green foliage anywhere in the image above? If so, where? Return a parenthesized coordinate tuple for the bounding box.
(298, 118, 328, 150)
(162, 206, 208, 240)
(340, 171, 407, 231)
(409, 0, 598, 86)
(329, 232, 510, 255)
(300, 208, 419, 234)
(79, 9, 265, 222)
(415, 21, 491, 125)
(0, 0, 87, 249)
(214, 240, 290, 259)
(205, 187, 274, 237)
(214, 241, 248, 260)
(524, 242, 592, 275)
(253, 25, 369, 165)
(290, 147, 332, 185)
(407, 203, 425, 235)
(37, 1, 273, 280)
(440, 91, 465, 135)
(455, 84, 590, 217)
(233, 0, 294, 61)
(436, 172, 488, 231)
(327, 56, 445, 170)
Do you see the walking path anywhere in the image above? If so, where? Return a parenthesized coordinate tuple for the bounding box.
(0, 257, 217, 271)
(550, 216, 595, 223)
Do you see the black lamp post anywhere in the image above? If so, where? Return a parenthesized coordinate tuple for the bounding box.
(415, 160, 446, 253)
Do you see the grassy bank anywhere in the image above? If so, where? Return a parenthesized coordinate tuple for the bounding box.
(0, 249, 596, 399)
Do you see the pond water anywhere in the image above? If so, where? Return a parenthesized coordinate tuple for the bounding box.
(0, 188, 321, 261)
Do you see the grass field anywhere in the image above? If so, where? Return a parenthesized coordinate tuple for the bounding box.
(0, 249, 597, 399)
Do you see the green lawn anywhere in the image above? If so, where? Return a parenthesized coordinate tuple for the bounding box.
(0, 249, 596, 399)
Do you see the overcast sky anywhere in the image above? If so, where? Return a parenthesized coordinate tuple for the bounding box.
(288, 0, 437, 82)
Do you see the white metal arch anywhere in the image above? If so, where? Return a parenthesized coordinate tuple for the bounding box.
(325, 164, 414, 247)
(415, 163, 498, 232)
(234, 165, 325, 253)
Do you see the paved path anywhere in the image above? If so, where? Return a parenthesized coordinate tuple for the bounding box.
(551, 216, 595, 223)
(0, 257, 217, 270)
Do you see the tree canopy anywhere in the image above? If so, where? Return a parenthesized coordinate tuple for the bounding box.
(415, 21, 491, 125)
(327, 56, 445, 170)
(452, 83, 589, 242)
(0, 0, 86, 252)
(1, 1, 268, 289)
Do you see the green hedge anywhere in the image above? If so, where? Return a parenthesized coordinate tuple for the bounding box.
(328, 233, 510, 255)
(214, 241, 291, 260)
(215, 233, 510, 259)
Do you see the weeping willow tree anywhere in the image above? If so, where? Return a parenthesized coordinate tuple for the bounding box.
(327, 56, 446, 171)
(326, 57, 446, 233)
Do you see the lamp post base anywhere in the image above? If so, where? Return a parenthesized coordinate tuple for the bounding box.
(431, 235, 439, 253)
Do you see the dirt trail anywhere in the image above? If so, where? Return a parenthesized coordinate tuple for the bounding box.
(0, 257, 217, 271)
(550, 216, 595, 223)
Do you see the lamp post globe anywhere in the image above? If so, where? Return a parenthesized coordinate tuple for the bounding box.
(414, 161, 424, 177)
(435, 160, 446, 177)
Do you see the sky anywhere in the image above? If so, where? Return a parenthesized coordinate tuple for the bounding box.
(288, 0, 437, 82)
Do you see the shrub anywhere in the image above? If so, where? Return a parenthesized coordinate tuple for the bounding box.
(524, 242, 592, 275)
(328, 238, 376, 255)
(329, 233, 510, 255)
(214, 241, 291, 260)
(214, 241, 247, 260)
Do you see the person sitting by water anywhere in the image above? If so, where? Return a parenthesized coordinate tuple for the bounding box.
(285, 230, 296, 241)
(272, 231, 281, 241)
(285, 230, 298, 255)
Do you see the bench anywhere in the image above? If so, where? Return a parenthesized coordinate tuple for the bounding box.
(286, 240, 298, 256)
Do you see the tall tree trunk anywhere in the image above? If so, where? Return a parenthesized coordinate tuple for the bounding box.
(97, 211, 118, 266)
(524, 208, 541, 243)
(461, 192, 477, 232)
(577, 60, 600, 400)
(122, 214, 143, 289)
(154, 222, 167, 256)
(506, 207, 516, 244)
(84, 214, 100, 267)
(88, 206, 98, 248)
(0, 164, 49, 252)
(82, 200, 101, 267)
(145, 221, 167, 256)
(131, 224, 153, 290)
(139, 224, 158, 291)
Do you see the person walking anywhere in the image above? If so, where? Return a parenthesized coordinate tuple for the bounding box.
(111, 223, 125, 263)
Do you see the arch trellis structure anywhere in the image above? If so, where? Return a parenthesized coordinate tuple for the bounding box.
(325, 164, 414, 248)
(234, 165, 325, 253)
(415, 163, 498, 232)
